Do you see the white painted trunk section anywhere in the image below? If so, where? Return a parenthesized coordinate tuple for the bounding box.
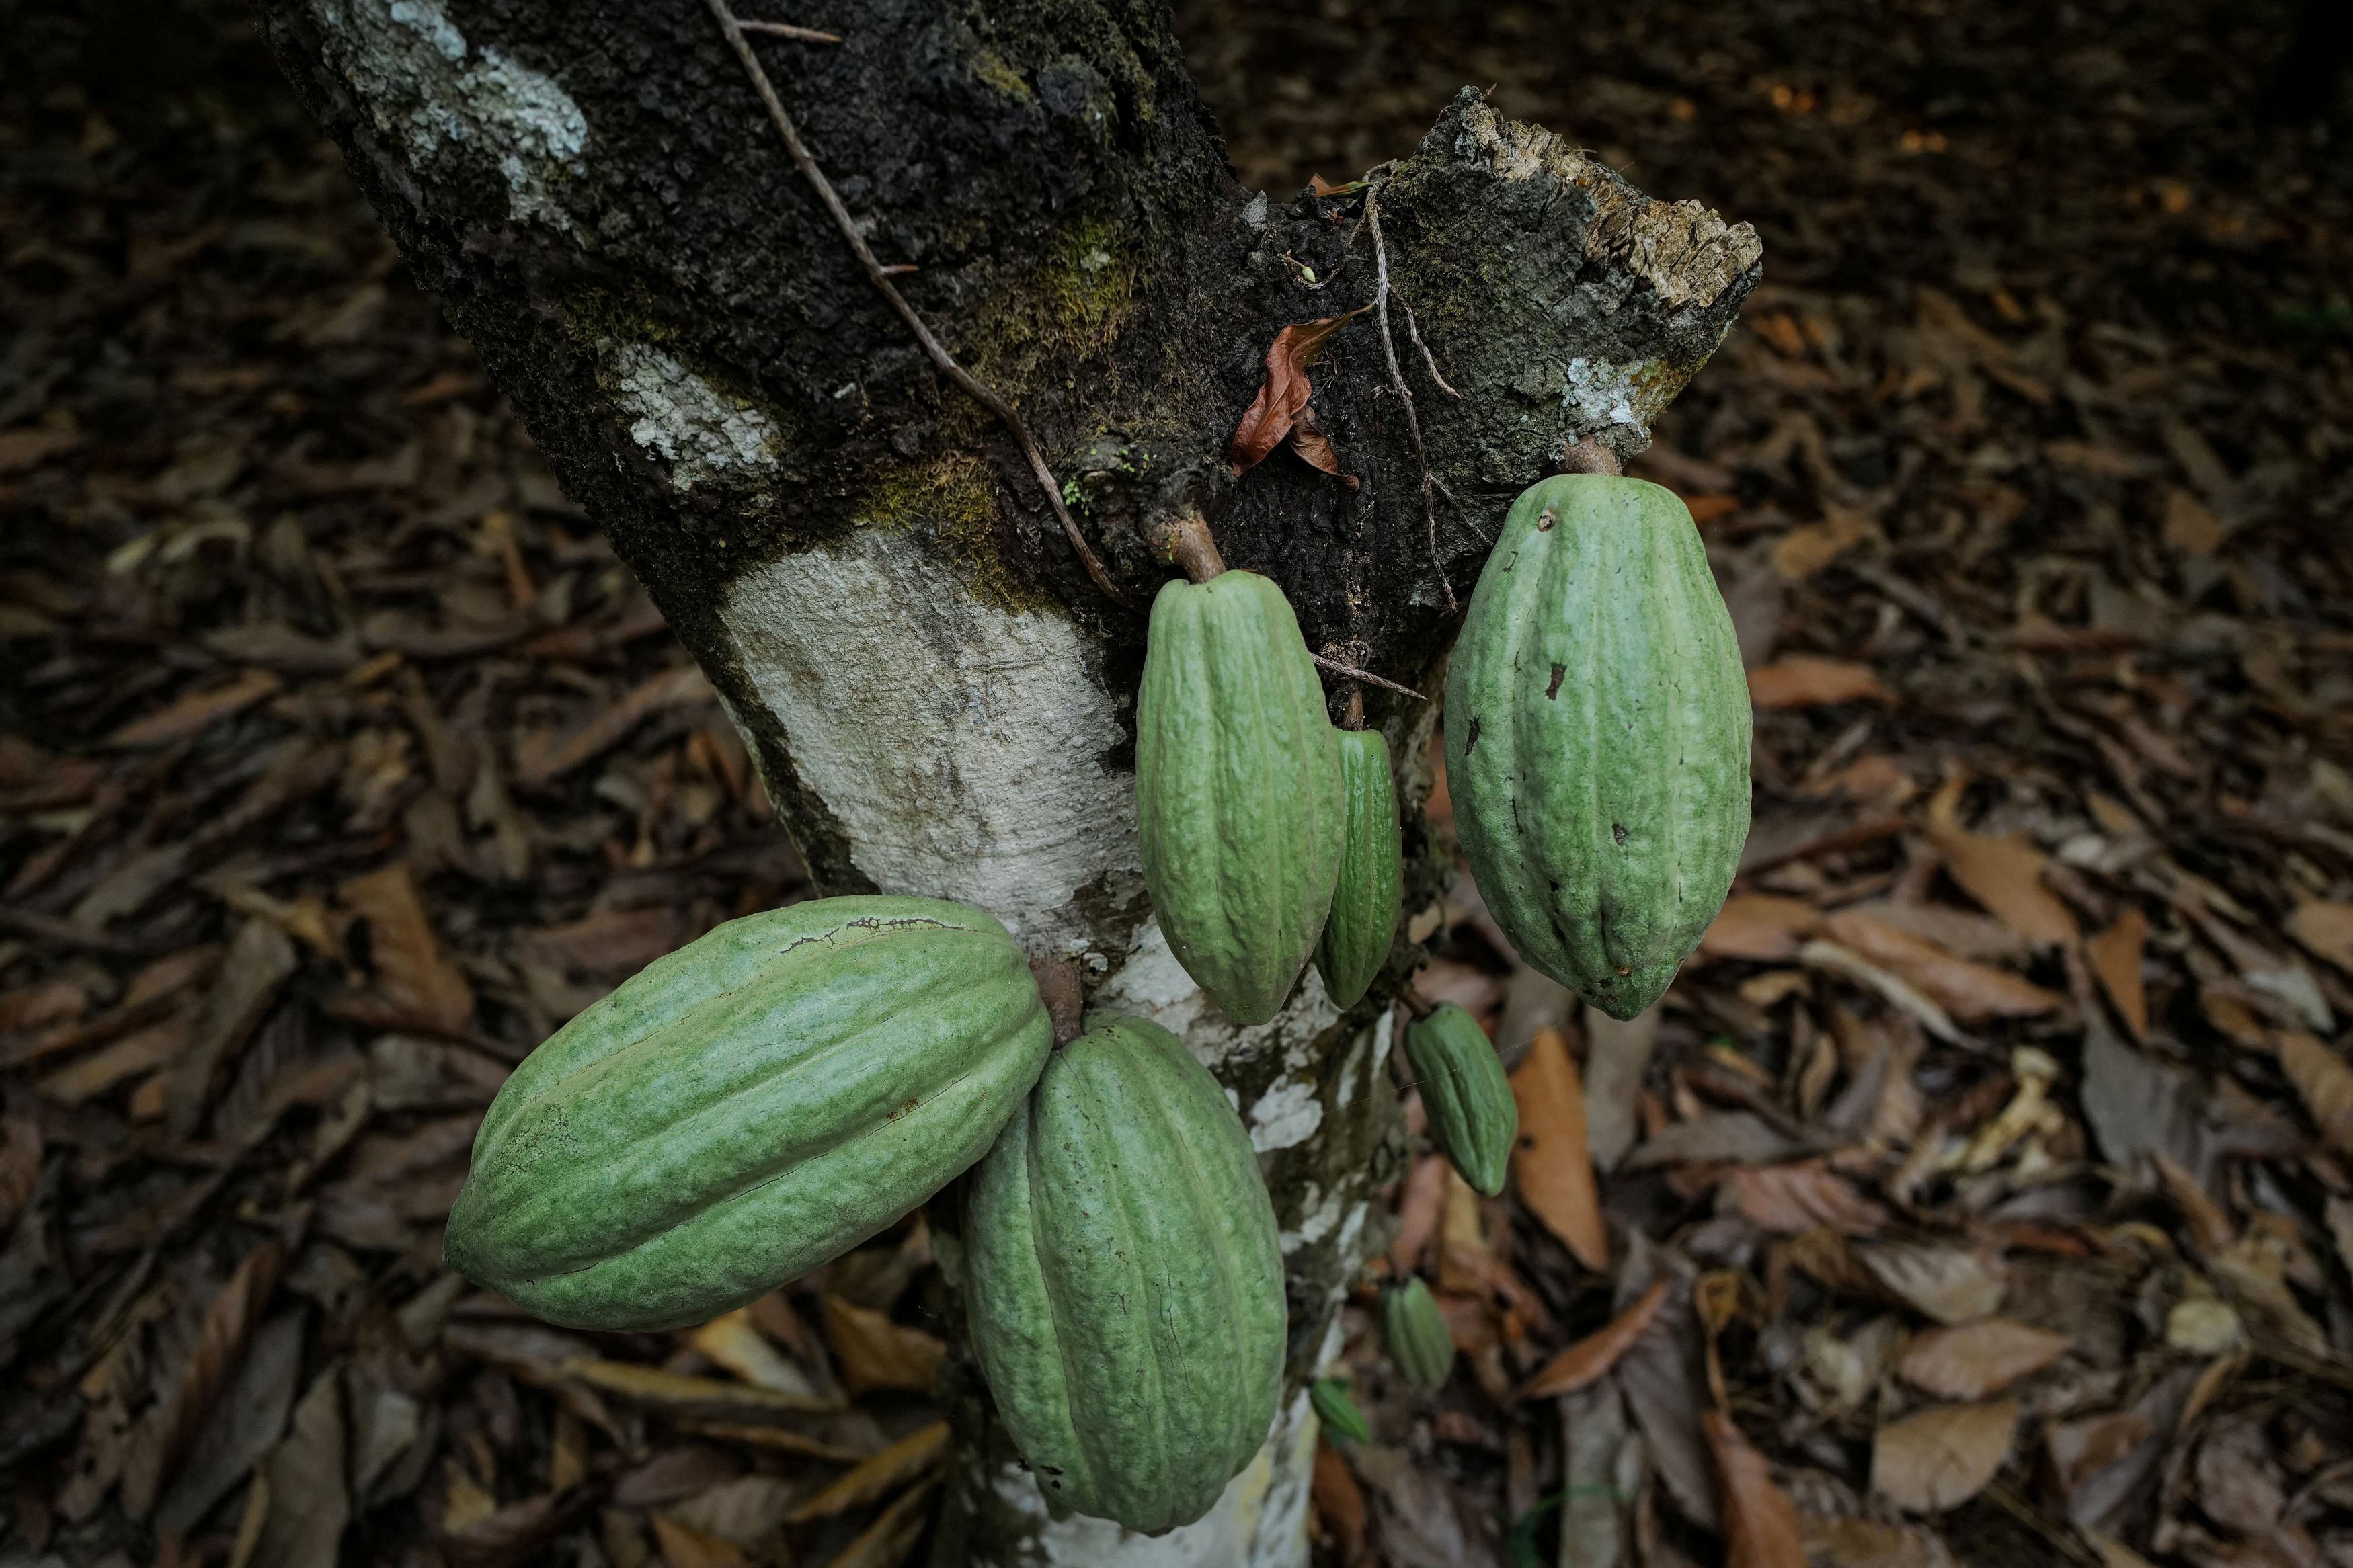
(716, 526, 1324, 1567)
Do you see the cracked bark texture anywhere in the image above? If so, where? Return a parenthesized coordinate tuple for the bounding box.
(253, 1, 1757, 1561)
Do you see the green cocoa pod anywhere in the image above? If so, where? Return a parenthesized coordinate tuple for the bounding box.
(446, 896, 1051, 1331)
(1310, 1377, 1371, 1445)
(1383, 1277, 1455, 1389)
(1445, 475, 1751, 1020)
(1314, 727, 1404, 1010)
(965, 1013, 1287, 1534)
(1402, 1002, 1517, 1196)
(1137, 572, 1345, 1024)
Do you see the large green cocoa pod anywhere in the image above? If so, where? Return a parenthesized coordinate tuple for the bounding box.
(446, 896, 1051, 1331)
(1402, 1002, 1517, 1196)
(1136, 572, 1345, 1024)
(1314, 727, 1404, 1010)
(1445, 475, 1751, 1020)
(965, 1013, 1287, 1534)
(1383, 1277, 1456, 1389)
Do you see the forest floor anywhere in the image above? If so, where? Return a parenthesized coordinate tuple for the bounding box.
(2, 1, 2351, 1567)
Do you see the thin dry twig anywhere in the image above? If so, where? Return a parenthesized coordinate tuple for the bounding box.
(1312, 651, 1425, 701)
(1365, 190, 1452, 610)
(1396, 290, 1460, 398)
(705, 1, 1127, 606)
(736, 17, 841, 43)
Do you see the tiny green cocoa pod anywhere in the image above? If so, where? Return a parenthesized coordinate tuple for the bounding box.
(444, 895, 1051, 1331)
(1383, 1277, 1456, 1390)
(1445, 475, 1752, 1019)
(1137, 572, 1346, 1024)
(1310, 1378, 1372, 1445)
(1314, 727, 1404, 1010)
(1402, 1001, 1517, 1196)
(965, 1014, 1287, 1534)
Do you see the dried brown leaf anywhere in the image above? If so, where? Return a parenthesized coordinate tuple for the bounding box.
(1896, 1319, 2069, 1400)
(122, 1237, 286, 1518)
(342, 862, 475, 1034)
(1924, 819, 2078, 949)
(106, 669, 282, 749)
(1228, 311, 1367, 475)
(1624, 1111, 1804, 1171)
(162, 917, 298, 1139)
(788, 1420, 947, 1523)
(688, 1308, 833, 1403)
(1700, 895, 1823, 962)
(1703, 1409, 1807, 1568)
(2278, 1030, 2353, 1156)
(1509, 1026, 1608, 1269)
(826, 1477, 939, 1568)
(646, 1514, 746, 1568)
(1313, 1441, 1369, 1567)
(1870, 1397, 2016, 1513)
(1747, 656, 1896, 709)
(1823, 909, 2061, 1022)
(567, 1359, 838, 1419)
(2087, 907, 2150, 1039)
(1522, 1280, 1670, 1399)
(664, 1476, 794, 1548)
(250, 1369, 347, 1568)
(0, 1112, 42, 1231)
(511, 664, 711, 789)
(2288, 901, 2353, 975)
(1388, 1152, 1450, 1276)
(1725, 1161, 1890, 1235)
(1858, 1243, 2007, 1325)
(821, 1294, 946, 1395)
(1581, 1002, 1659, 1172)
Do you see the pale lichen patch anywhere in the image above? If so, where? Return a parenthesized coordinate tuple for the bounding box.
(604, 342, 781, 489)
(314, 0, 586, 231)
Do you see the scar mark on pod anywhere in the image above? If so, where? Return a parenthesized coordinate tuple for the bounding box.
(777, 915, 957, 955)
(1536, 507, 1559, 532)
(1463, 716, 1482, 752)
(1547, 663, 1565, 699)
(1613, 821, 1627, 844)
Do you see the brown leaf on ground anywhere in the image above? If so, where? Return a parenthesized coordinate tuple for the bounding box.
(122, 1237, 286, 1516)
(1313, 1442, 1370, 1567)
(250, 1369, 347, 1568)
(665, 1477, 793, 1549)
(1612, 1237, 1717, 1532)
(161, 918, 297, 1139)
(1870, 1397, 2017, 1513)
(0, 1112, 42, 1231)
(1724, 1161, 1890, 1235)
(1747, 655, 1896, 708)
(825, 1477, 939, 1568)
(341, 862, 475, 1034)
(1581, 1002, 1659, 1172)
(511, 664, 712, 789)
(1522, 1280, 1670, 1399)
(106, 669, 283, 749)
(1897, 1319, 2069, 1399)
(1703, 1409, 1807, 1568)
(1509, 1026, 1608, 1270)
(1823, 909, 2061, 1022)
(1625, 1111, 1805, 1171)
(821, 1295, 947, 1395)
(1801, 1514, 1968, 1568)
(688, 1309, 833, 1403)
(566, 1360, 839, 1421)
(2287, 901, 2353, 975)
(2278, 1030, 2353, 1156)
(646, 1514, 747, 1568)
(1351, 1444, 1503, 1568)
(1701, 895, 1823, 961)
(1388, 1152, 1449, 1276)
(1858, 1243, 2007, 1325)
(1923, 799, 2078, 948)
(2087, 907, 2150, 1038)
(787, 1421, 947, 1523)
(1228, 311, 1367, 475)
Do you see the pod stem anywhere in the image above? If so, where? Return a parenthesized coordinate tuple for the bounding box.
(1028, 954, 1085, 1047)
(1398, 979, 1437, 1020)
(1558, 435, 1624, 476)
(1342, 684, 1365, 731)
(1152, 513, 1227, 583)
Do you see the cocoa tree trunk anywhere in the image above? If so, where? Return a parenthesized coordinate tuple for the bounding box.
(253, 1, 1758, 1559)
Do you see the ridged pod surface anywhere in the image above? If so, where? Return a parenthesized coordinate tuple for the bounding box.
(1136, 572, 1345, 1024)
(1402, 1002, 1517, 1195)
(1383, 1277, 1456, 1389)
(446, 896, 1050, 1331)
(964, 1014, 1287, 1534)
(1445, 475, 1751, 1019)
(1314, 728, 1404, 1011)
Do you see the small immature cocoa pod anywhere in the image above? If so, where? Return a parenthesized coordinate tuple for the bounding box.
(1314, 727, 1404, 1010)
(1383, 1276, 1456, 1390)
(1402, 1001, 1517, 1196)
(1310, 1377, 1372, 1444)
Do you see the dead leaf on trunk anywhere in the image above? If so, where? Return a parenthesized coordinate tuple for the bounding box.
(1896, 1319, 2069, 1400)
(1509, 1026, 1608, 1269)
(1228, 311, 1368, 476)
(1521, 1280, 1670, 1399)
(1702, 1409, 1807, 1568)
(1870, 1397, 2016, 1513)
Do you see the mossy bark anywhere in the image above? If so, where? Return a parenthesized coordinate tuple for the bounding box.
(253, 1, 1757, 1560)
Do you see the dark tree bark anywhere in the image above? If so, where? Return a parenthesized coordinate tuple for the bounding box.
(253, 1, 1757, 1559)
